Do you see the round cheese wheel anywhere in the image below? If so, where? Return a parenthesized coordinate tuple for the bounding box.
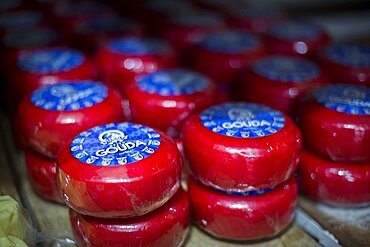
(264, 21, 330, 56)
(97, 37, 177, 89)
(192, 30, 266, 84)
(122, 68, 218, 137)
(298, 150, 370, 207)
(238, 55, 328, 114)
(182, 102, 302, 192)
(297, 84, 370, 163)
(9, 47, 97, 105)
(188, 176, 297, 240)
(70, 188, 189, 247)
(19, 81, 124, 158)
(24, 149, 63, 203)
(57, 122, 182, 218)
(317, 43, 370, 86)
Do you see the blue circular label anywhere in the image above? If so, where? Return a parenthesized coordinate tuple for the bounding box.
(201, 31, 259, 53)
(269, 22, 321, 40)
(252, 56, 320, 82)
(136, 69, 210, 96)
(201, 103, 285, 138)
(70, 123, 161, 166)
(31, 81, 108, 111)
(216, 187, 274, 196)
(324, 43, 370, 68)
(0, 11, 43, 29)
(108, 38, 169, 55)
(4, 28, 59, 48)
(314, 84, 370, 115)
(18, 48, 84, 74)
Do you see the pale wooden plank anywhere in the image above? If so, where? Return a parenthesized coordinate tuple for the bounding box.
(299, 196, 370, 247)
(185, 224, 320, 247)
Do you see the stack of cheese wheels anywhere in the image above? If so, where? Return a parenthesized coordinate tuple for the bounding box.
(297, 84, 370, 207)
(57, 122, 189, 247)
(237, 55, 328, 115)
(183, 102, 301, 240)
(19, 81, 124, 202)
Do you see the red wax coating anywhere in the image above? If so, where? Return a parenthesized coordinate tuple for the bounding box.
(317, 43, 370, 86)
(57, 127, 182, 218)
(70, 188, 189, 247)
(182, 104, 302, 192)
(122, 70, 219, 137)
(192, 30, 266, 84)
(297, 85, 370, 163)
(264, 21, 330, 57)
(8, 47, 97, 106)
(298, 150, 370, 207)
(188, 176, 297, 241)
(25, 149, 63, 203)
(19, 82, 124, 158)
(237, 55, 328, 115)
(97, 38, 177, 89)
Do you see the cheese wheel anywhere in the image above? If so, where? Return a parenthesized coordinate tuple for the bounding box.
(183, 102, 301, 192)
(317, 43, 370, 86)
(188, 176, 297, 240)
(24, 149, 63, 203)
(238, 55, 328, 114)
(264, 21, 330, 56)
(123, 68, 218, 137)
(19, 81, 124, 158)
(192, 30, 266, 84)
(70, 188, 189, 247)
(297, 84, 370, 162)
(298, 150, 370, 207)
(57, 122, 182, 218)
(9, 47, 97, 105)
(97, 37, 177, 89)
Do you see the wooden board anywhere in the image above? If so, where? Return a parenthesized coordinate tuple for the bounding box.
(299, 197, 370, 247)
